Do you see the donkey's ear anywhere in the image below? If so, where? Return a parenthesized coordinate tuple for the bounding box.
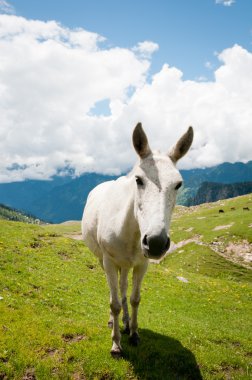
(132, 123, 152, 159)
(168, 126, 194, 163)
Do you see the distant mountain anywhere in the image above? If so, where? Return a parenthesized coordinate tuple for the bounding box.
(177, 160, 252, 205)
(0, 176, 73, 212)
(0, 204, 41, 224)
(30, 173, 118, 223)
(0, 160, 251, 223)
(181, 161, 252, 186)
(0, 173, 118, 223)
(188, 181, 252, 205)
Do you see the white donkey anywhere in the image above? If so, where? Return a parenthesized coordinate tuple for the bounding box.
(82, 123, 193, 357)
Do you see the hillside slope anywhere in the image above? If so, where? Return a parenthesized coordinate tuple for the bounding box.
(0, 203, 40, 224)
(0, 194, 251, 379)
(170, 193, 252, 269)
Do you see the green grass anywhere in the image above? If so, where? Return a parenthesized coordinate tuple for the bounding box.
(43, 221, 81, 236)
(0, 195, 252, 379)
(171, 194, 252, 244)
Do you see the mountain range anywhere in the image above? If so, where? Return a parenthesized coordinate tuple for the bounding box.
(0, 161, 251, 223)
(0, 173, 118, 223)
(188, 181, 252, 206)
(177, 160, 252, 205)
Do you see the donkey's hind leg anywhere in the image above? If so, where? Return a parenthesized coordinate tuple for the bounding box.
(103, 255, 122, 357)
(120, 267, 130, 334)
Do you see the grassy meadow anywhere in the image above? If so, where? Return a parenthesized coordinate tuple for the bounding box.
(0, 194, 252, 379)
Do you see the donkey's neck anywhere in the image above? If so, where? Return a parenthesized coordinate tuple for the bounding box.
(115, 175, 140, 248)
(123, 176, 139, 230)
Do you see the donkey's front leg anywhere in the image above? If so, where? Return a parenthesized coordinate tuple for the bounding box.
(103, 255, 122, 357)
(120, 268, 130, 334)
(129, 261, 148, 346)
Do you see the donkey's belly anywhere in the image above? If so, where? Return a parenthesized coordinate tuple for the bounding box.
(82, 225, 102, 260)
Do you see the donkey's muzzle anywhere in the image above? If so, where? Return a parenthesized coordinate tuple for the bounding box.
(142, 231, 170, 259)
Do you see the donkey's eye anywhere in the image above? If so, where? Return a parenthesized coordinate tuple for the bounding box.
(175, 181, 183, 190)
(135, 176, 144, 187)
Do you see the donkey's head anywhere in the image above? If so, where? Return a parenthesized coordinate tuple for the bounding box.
(132, 123, 193, 260)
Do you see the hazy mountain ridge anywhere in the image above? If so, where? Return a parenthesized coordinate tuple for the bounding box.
(30, 173, 118, 223)
(0, 161, 251, 223)
(0, 173, 118, 223)
(180, 161, 252, 186)
(177, 160, 252, 205)
(0, 176, 73, 212)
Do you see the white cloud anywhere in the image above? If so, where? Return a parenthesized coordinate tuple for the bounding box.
(215, 0, 235, 6)
(0, 15, 252, 182)
(0, 0, 14, 14)
(123, 45, 252, 170)
(133, 41, 159, 58)
(0, 15, 151, 181)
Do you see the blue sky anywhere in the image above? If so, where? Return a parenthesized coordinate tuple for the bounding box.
(10, 0, 252, 80)
(0, 0, 252, 181)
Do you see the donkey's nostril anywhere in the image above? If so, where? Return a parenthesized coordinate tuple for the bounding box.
(142, 234, 148, 248)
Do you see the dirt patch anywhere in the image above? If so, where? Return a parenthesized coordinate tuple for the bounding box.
(150, 236, 202, 264)
(86, 264, 96, 270)
(210, 239, 252, 268)
(62, 333, 87, 343)
(30, 241, 41, 249)
(185, 227, 194, 232)
(225, 241, 252, 263)
(65, 234, 83, 241)
(45, 348, 58, 357)
(22, 370, 36, 380)
(172, 236, 202, 250)
(72, 372, 87, 380)
(43, 348, 64, 358)
(165, 235, 252, 269)
(60, 220, 80, 225)
(177, 276, 189, 283)
(213, 223, 234, 231)
(57, 251, 70, 260)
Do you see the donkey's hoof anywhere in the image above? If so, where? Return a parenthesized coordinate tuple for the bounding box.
(122, 325, 130, 335)
(129, 332, 140, 346)
(110, 347, 123, 359)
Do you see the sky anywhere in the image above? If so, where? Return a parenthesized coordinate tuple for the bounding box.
(0, 0, 252, 182)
